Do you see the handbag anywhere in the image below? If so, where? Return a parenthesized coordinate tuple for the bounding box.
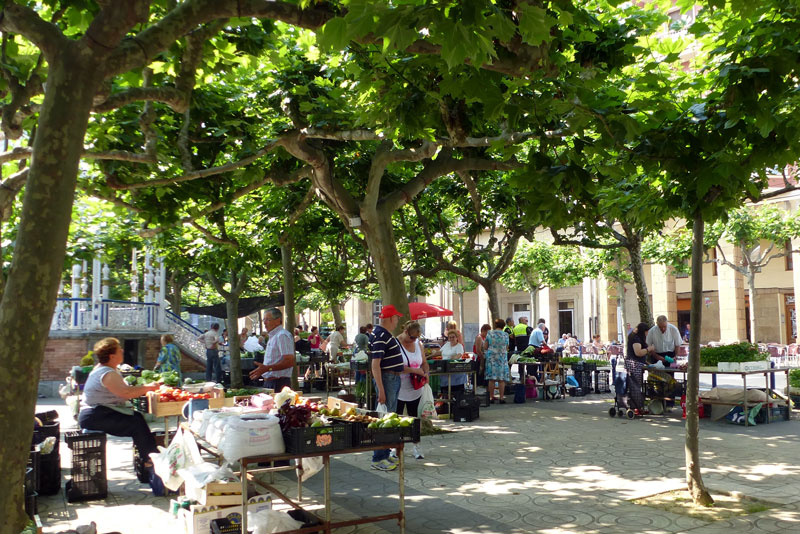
(411, 373, 428, 390)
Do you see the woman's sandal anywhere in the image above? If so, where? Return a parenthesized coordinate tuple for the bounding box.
(499, 399, 507, 404)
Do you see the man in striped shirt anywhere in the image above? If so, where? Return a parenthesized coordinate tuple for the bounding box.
(370, 304, 404, 471)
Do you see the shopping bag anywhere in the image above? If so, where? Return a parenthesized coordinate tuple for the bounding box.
(418, 384, 437, 419)
(375, 403, 388, 414)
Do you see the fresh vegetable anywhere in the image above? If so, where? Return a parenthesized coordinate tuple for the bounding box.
(277, 401, 313, 432)
(123, 375, 138, 386)
(156, 386, 210, 403)
(790, 369, 800, 389)
(224, 388, 263, 398)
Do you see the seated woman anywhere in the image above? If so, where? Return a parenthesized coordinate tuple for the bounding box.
(79, 338, 160, 480)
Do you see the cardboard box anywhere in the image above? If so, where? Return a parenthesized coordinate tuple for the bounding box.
(180, 494, 271, 534)
(326, 396, 358, 415)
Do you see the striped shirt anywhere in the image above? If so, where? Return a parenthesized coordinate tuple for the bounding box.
(369, 325, 403, 371)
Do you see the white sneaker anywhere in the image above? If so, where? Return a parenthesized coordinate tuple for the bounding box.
(413, 445, 424, 460)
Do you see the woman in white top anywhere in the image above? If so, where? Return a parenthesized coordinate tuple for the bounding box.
(396, 321, 429, 459)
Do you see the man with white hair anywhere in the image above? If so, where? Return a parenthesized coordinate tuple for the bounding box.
(645, 315, 682, 363)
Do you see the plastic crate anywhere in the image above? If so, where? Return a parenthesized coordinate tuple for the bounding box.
(65, 431, 107, 502)
(452, 403, 479, 422)
(287, 508, 324, 530)
(38, 452, 61, 496)
(27, 448, 40, 493)
(595, 370, 611, 393)
(355, 416, 421, 446)
(283, 422, 352, 454)
(32, 420, 60, 454)
(427, 360, 446, 373)
(568, 387, 585, 397)
(211, 518, 241, 534)
(131, 395, 149, 413)
(574, 370, 593, 392)
(35, 410, 59, 424)
(446, 360, 474, 373)
(24, 491, 37, 519)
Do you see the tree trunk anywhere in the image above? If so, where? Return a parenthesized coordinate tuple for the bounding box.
(746, 270, 757, 343)
(483, 280, 501, 323)
(618, 274, 628, 343)
(281, 244, 296, 333)
(168, 275, 184, 314)
(330, 301, 344, 328)
(407, 273, 417, 303)
(226, 295, 243, 389)
(530, 287, 539, 326)
(686, 212, 714, 506)
(0, 47, 101, 533)
(457, 291, 465, 333)
(361, 208, 409, 330)
(627, 239, 653, 326)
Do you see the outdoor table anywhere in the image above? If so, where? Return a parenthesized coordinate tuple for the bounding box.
(183, 424, 406, 534)
(650, 367, 791, 426)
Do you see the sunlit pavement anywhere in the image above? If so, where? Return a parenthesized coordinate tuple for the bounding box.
(35, 387, 800, 534)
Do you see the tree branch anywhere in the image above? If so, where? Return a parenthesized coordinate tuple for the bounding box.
(0, 3, 67, 59)
(382, 155, 521, 213)
(191, 221, 239, 248)
(0, 147, 156, 164)
(138, 166, 311, 237)
(551, 229, 623, 250)
(365, 141, 437, 208)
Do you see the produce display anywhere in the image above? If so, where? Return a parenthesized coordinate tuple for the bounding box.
(224, 388, 264, 398)
(366, 412, 415, 429)
(277, 399, 322, 431)
(124, 369, 182, 387)
(156, 386, 211, 402)
(516, 356, 539, 364)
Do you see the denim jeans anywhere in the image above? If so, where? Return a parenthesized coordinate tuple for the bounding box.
(372, 372, 401, 462)
(205, 349, 222, 382)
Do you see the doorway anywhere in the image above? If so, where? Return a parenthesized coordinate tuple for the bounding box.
(558, 310, 574, 337)
(123, 339, 139, 367)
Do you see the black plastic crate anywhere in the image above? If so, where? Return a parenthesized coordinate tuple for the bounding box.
(574, 370, 593, 392)
(25, 467, 35, 496)
(355, 416, 420, 446)
(211, 518, 241, 534)
(131, 395, 149, 413)
(65, 431, 107, 502)
(24, 491, 37, 519)
(452, 403, 479, 422)
(568, 387, 585, 397)
(446, 360, 474, 373)
(38, 452, 61, 496)
(595, 370, 611, 394)
(283, 422, 352, 454)
(427, 360, 447, 373)
(35, 410, 59, 425)
(27, 448, 40, 493)
(32, 420, 60, 455)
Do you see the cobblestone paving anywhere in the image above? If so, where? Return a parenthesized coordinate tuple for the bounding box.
(35, 393, 800, 533)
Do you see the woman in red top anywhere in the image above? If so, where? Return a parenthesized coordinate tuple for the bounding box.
(308, 326, 321, 349)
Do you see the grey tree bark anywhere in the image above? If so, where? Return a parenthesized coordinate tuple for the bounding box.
(686, 213, 714, 506)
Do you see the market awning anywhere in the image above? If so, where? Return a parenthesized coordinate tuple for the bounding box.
(408, 302, 453, 320)
(183, 293, 285, 319)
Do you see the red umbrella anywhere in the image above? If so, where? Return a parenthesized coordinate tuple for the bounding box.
(408, 302, 453, 320)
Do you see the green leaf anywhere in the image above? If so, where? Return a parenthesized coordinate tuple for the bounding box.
(318, 18, 351, 51)
(517, 4, 555, 46)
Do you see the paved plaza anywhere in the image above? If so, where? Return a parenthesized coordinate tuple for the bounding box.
(35, 389, 800, 534)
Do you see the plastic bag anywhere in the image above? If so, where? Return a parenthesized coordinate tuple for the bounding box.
(218, 414, 285, 461)
(249, 509, 303, 534)
(298, 456, 323, 482)
(150, 428, 203, 491)
(375, 403, 388, 414)
(418, 384, 437, 420)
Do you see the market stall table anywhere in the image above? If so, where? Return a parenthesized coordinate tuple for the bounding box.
(648, 367, 791, 426)
(184, 424, 406, 534)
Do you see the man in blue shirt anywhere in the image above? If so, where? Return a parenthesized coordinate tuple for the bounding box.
(529, 323, 546, 348)
(369, 304, 404, 471)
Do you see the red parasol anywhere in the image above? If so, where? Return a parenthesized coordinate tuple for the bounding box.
(408, 302, 454, 320)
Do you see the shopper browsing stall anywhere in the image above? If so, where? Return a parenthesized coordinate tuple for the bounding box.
(249, 308, 295, 390)
(369, 304, 405, 471)
(484, 318, 511, 403)
(626, 322, 651, 413)
(396, 320, 429, 460)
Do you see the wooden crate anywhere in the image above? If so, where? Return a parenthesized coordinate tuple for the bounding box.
(196, 481, 242, 506)
(327, 396, 358, 415)
(147, 389, 224, 418)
